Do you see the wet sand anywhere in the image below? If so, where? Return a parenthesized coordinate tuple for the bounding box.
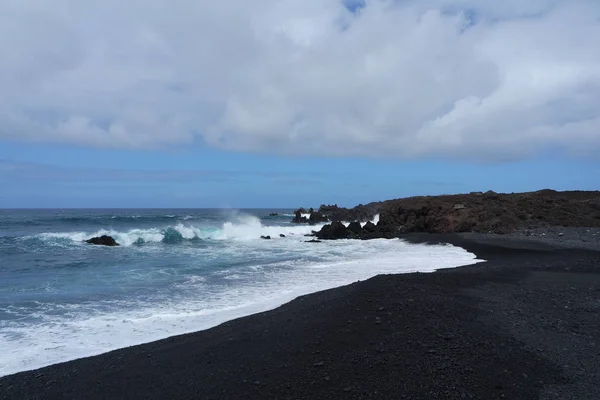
(1, 233, 599, 400)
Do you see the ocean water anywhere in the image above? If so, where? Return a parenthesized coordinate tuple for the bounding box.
(0, 209, 483, 377)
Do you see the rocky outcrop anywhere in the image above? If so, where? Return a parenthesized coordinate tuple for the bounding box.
(308, 211, 328, 224)
(310, 190, 600, 239)
(315, 221, 348, 240)
(292, 210, 309, 224)
(291, 208, 329, 224)
(347, 221, 362, 234)
(85, 235, 119, 246)
(363, 221, 377, 233)
(317, 204, 378, 223)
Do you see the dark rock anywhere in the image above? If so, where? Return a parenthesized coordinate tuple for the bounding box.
(363, 221, 377, 233)
(85, 235, 119, 246)
(316, 221, 348, 240)
(305, 239, 322, 243)
(308, 212, 328, 224)
(279, 234, 286, 238)
(260, 236, 271, 240)
(292, 209, 309, 224)
(347, 221, 362, 234)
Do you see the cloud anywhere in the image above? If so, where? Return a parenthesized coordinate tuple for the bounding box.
(0, 0, 599, 160)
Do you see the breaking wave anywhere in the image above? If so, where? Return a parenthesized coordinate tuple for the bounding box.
(25, 216, 323, 247)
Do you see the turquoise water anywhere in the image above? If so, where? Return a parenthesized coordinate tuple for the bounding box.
(0, 209, 482, 376)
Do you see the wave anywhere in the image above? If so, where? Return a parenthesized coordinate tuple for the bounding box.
(28, 216, 323, 247)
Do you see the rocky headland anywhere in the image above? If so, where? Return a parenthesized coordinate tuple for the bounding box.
(295, 190, 600, 240)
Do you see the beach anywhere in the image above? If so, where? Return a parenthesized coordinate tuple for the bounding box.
(1, 232, 598, 400)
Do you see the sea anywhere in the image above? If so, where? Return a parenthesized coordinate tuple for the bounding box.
(0, 209, 483, 377)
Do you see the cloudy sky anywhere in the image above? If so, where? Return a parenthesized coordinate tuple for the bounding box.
(1, 0, 599, 207)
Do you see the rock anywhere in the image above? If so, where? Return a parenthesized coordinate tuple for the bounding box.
(316, 221, 348, 240)
(308, 211, 328, 224)
(292, 209, 309, 224)
(363, 221, 377, 233)
(347, 221, 362, 234)
(85, 235, 119, 246)
(453, 203, 466, 210)
(305, 239, 322, 243)
(279, 234, 286, 238)
(260, 235, 271, 240)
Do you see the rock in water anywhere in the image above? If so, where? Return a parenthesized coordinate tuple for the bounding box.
(260, 235, 271, 240)
(292, 210, 309, 224)
(308, 211, 328, 224)
(316, 221, 348, 240)
(279, 234, 286, 238)
(347, 221, 362, 234)
(85, 235, 119, 246)
(363, 221, 377, 233)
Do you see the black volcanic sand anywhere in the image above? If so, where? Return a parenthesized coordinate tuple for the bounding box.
(1, 234, 599, 400)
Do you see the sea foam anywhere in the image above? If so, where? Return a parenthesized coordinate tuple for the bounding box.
(0, 237, 483, 377)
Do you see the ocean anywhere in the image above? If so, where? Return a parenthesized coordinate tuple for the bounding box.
(0, 209, 482, 377)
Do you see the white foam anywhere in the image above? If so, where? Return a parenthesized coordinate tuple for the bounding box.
(32, 216, 323, 246)
(0, 239, 484, 377)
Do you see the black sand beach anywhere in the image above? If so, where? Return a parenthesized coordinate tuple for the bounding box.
(1, 232, 599, 400)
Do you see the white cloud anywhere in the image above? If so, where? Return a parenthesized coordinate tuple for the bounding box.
(0, 0, 599, 160)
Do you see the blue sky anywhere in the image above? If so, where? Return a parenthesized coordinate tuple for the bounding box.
(0, 0, 599, 208)
(1, 140, 598, 208)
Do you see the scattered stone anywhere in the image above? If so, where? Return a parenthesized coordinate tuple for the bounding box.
(279, 234, 286, 238)
(260, 236, 271, 240)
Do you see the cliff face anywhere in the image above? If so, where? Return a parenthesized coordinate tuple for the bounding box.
(310, 190, 600, 238)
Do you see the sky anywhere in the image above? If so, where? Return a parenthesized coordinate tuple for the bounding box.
(0, 0, 599, 208)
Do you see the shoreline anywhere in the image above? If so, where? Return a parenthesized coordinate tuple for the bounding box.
(1, 232, 599, 399)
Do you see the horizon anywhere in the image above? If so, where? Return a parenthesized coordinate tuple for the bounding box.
(1, 0, 599, 207)
(1, 187, 598, 210)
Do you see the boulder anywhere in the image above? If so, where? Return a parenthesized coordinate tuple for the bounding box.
(305, 239, 322, 243)
(453, 203, 466, 210)
(279, 234, 286, 238)
(363, 221, 377, 233)
(85, 235, 119, 246)
(347, 221, 362, 234)
(316, 221, 348, 240)
(260, 235, 271, 240)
